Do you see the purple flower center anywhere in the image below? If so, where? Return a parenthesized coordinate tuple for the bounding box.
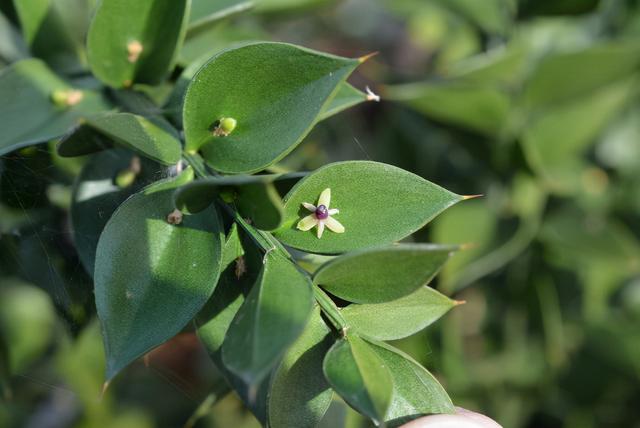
(315, 204, 329, 220)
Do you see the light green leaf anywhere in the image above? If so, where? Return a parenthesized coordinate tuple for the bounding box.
(222, 252, 314, 384)
(57, 112, 182, 165)
(71, 149, 163, 275)
(323, 334, 393, 424)
(523, 42, 640, 108)
(188, 0, 253, 32)
(386, 81, 510, 136)
(0, 59, 109, 156)
(268, 306, 334, 428)
(174, 174, 285, 230)
(183, 42, 361, 173)
(318, 82, 369, 122)
(314, 244, 456, 303)
(95, 169, 224, 381)
(87, 0, 190, 88)
(274, 161, 463, 254)
(342, 286, 458, 340)
(521, 77, 635, 192)
(369, 340, 455, 426)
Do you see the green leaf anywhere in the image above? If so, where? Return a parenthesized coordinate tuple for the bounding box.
(188, 0, 253, 32)
(274, 161, 463, 254)
(87, 0, 190, 88)
(369, 341, 455, 426)
(523, 42, 640, 109)
(196, 228, 271, 423)
(0, 59, 109, 156)
(322, 334, 393, 424)
(57, 112, 182, 165)
(268, 306, 334, 428)
(386, 81, 510, 136)
(183, 42, 361, 173)
(71, 149, 163, 275)
(318, 82, 369, 122)
(342, 286, 458, 341)
(174, 174, 285, 230)
(521, 77, 635, 192)
(95, 168, 224, 381)
(221, 252, 314, 384)
(13, 0, 92, 73)
(313, 244, 456, 303)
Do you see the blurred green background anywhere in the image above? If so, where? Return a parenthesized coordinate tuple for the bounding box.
(2, 0, 640, 427)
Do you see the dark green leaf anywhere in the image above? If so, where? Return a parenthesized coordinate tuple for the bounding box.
(314, 244, 456, 303)
(57, 112, 182, 165)
(95, 169, 224, 381)
(221, 252, 314, 384)
(274, 161, 463, 254)
(369, 340, 455, 426)
(87, 0, 189, 88)
(322, 334, 393, 424)
(268, 306, 334, 428)
(174, 174, 285, 230)
(342, 286, 458, 340)
(13, 0, 92, 73)
(0, 59, 109, 156)
(71, 149, 163, 275)
(183, 42, 361, 173)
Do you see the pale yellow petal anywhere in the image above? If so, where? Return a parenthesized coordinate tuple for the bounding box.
(302, 202, 316, 212)
(318, 188, 331, 207)
(297, 215, 318, 231)
(328, 208, 339, 215)
(317, 220, 325, 238)
(325, 216, 345, 233)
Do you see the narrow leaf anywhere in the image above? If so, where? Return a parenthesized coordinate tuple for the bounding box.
(313, 244, 457, 303)
(318, 82, 368, 122)
(268, 306, 334, 428)
(95, 169, 224, 381)
(183, 42, 361, 173)
(342, 286, 458, 340)
(221, 252, 314, 384)
(58, 112, 182, 165)
(274, 161, 463, 254)
(323, 334, 393, 424)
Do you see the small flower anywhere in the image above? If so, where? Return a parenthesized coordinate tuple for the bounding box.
(297, 188, 345, 239)
(127, 40, 143, 63)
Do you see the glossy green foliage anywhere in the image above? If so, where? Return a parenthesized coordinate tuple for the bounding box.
(0, 59, 108, 156)
(314, 244, 456, 303)
(174, 174, 285, 230)
(323, 335, 393, 424)
(57, 112, 182, 165)
(275, 161, 463, 254)
(71, 149, 162, 275)
(13, 0, 92, 73)
(370, 341, 455, 426)
(268, 307, 334, 427)
(342, 286, 458, 340)
(182, 42, 361, 173)
(95, 169, 224, 380)
(222, 253, 314, 384)
(87, 0, 189, 88)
